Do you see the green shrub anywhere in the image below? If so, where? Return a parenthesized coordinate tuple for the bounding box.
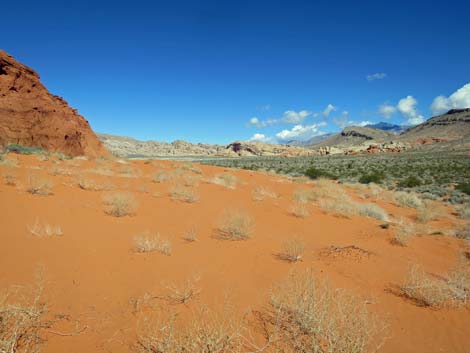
(304, 166, 337, 180)
(359, 171, 385, 184)
(456, 183, 470, 195)
(398, 176, 422, 188)
(5, 144, 45, 155)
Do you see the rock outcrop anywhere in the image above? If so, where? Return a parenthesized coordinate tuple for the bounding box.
(0, 50, 107, 157)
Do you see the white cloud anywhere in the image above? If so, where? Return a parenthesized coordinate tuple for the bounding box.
(397, 96, 424, 125)
(367, 73, 387, 81)
(357, 121, 373, 127)
(249, 133, 272, 143)
(430, 83, 470, 115)
(248, 110, 311, 127)
(379, 104, 396, 119)
(276, 123, 326, 142)
(282, 110, 311, 124)
(333, 111, 352, 129)
(322, 104, 336, 118)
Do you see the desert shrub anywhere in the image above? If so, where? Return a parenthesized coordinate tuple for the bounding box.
(277, 238, 305, 262)
(455, 223, 470, 240)
(160, 276, 201, 305)
(182, 226, 198, 242)
(456, 183, 470, 195)
(268, 269, 385, 353)
(393, 191, 423, 208)
(400, 265, 470, 307)
(290, 204, 310, 218)
(134, 234, 172, 255)
(359, 171, 385, 184)
(152, 171, 171, 183)
(216, 209, 254, 240)
(292, 188, 315, 203)
(391, 220, 414, 246)
(458, 205, 470, 219)
(5, 144, 45, 155)
(2, 170, 16, 186)
(304, 166, 337, 180)
(0, 278, 46, 353)
(28, 219, 63, 237)
(103, 192, 138, 217)
(358, 203, 389, 221)
(170, 186, 199, 203)
(416, 201, 443, 223)
(138, 305, 244, 353)
(252, 186, 277, 201)
(319, 198, 355, 218)
(398, 175, 422, 188)
(212, 173, 238, 189)
(78, 176, 112, 191)
(26, 175, 53, 195)
(183, 174, 201, 187)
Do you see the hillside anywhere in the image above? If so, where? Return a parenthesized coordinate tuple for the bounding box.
(0, 50, 107, 157)
(399, 109, 470, 143)
(310, 125, 395, 148)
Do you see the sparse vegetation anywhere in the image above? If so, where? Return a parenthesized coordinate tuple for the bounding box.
(103, 192, 138, 217)
(393, 191, 423, 208)
(398, 175, 422, 188)
(134, 234, 172, 255)
(304, 166, 337, 180)
(267, 269, 385, 353)
(182, 226, 198, 242)
(160, 275, 201, 305)
(358, 203, 389, 221)
(391, 220, 414, 246)
(456, 182, 470, 195)
(290, 204, 310, 218)
(416, 200, 443, 223)
(5, 144, 45, 155)
(400, 265, 470, 307)
(28, 219, 63, 237)
(2, 170, 16, 186)
(216, 209, 254, 240)
(212, 172, 238, 189)
(359, 171, 385, 184)
(169, 186, 199, 203)
(277, 238, 305, 262)
(252, 186, 277, 201)
(26, 174, 53, 195)
(0, 276, 47, 353)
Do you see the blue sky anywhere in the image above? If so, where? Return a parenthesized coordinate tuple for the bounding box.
(3, 0, 470, 144)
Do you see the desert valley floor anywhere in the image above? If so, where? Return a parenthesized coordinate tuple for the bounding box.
(0, 154, 469, 353)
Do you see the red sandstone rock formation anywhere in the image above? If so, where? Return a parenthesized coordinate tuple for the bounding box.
(0, 50, 108, 157)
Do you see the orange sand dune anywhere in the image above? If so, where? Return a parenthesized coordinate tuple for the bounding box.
(0, 154, 468, 353)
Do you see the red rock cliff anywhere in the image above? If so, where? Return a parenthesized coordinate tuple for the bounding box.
(0, 50, 108, 157)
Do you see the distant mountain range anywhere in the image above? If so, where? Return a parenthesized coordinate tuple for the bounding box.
(364, 122, 409, 134)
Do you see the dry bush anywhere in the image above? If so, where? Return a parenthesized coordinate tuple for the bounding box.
(183, 174, 201, 187)
(216, 209, 254, 240)
(292, 188, 315, 203)
(455, 223, 470, 240)
(267, 269, 385, 353)
(87, 166, 114, 176)
(393, 191, 423, 209)
(391, 221, 413, 246)
(358, 203, 389, 222)
(26, 175, 53, 196)
(457, 205, 470, 219)
(49, 167, 74, 176)
(134, 234, 172, 255)
(152, 170, 171, 183)
(28, 219, 63, 237)
(119, 165, 141, 178)
(160, 276, 201, 305)
(2, 170, 16, 186)
(290, 204, 310, 218)
(252, 186, 277, 201)
(0, 277, 47, 353)
(318, 198, 356, 218)
(179, 162, 203, 175)
(103, 192, 138, 217)
(137, 304, 245, 353)
(277, 238, 305, 262)
(182, 226, 198, 242)
(169, 186, 199, 203)
(212, 173, 238, 189)
(400, 265, 470, 307)
(416, 201, 443, 223)
(77, 176, 113, 191)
